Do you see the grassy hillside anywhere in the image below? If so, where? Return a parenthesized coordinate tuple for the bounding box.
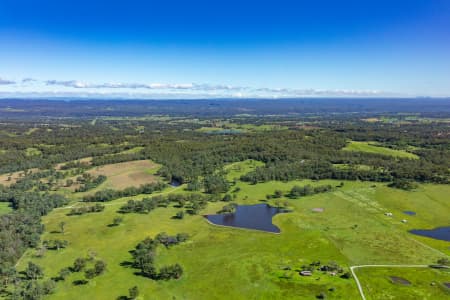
(343, 141, 419, 159)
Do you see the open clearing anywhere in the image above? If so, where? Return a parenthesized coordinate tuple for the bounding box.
(15, 160, 449, 299)
(86, 160, 160, 190)
(196, 122, 289, 133)
(0, 168, 39, 186)
(55, 157, 92, 170)
(224, 159, 264, 180)
(361, 116, 450, 125)
(343, 141, 419, 159)
(0, 202, 12, 215)
(25, 147, 42, 156)
(118, 146, 144, 154)
(0, 171, 23, 186)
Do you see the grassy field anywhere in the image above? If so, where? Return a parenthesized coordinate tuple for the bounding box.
(55, 157, 93, 170)
(25, 128, 39, 135)
(119, 146, 145, 154)
(25, 147, 42, 156)
(224, 159, 265, 181)
(196, 122, 289, 133)
(355, 267, 450, 299)
(0, 202, 12, 215)
(86, 160, 160, 190)
(12, 160, 450, 299)
(361, 116, 450, 125)
(58, 159, 161, 196)
(343, 141, 419, 159)
(196, 127, 244, 133)
(227, 123, 289, 131)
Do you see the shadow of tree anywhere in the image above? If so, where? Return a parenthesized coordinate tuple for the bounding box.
(72, 279, 88, 285)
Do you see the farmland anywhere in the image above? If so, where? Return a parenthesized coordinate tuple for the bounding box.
(1, 0, 450, 296)
(342, 141, 419, 159)
(85, 160, 160, 190)
(12, 166, 450, 299)
(354, 267, 450, 300)
(0, 101, 449, 299)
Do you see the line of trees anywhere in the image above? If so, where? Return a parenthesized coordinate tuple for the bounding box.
(82, 182, 167, 202)
(67, 203, 105, 216)
(118, 193, 212, 215)
(288, 184, 333, 198)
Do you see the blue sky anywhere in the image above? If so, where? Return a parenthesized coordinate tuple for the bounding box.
(0, 0, 449, 98)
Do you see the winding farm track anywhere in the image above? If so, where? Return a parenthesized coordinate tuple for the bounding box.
(350, 264, 430, 300)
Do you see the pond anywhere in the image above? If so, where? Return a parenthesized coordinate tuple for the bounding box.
(403, 211, 416, 216)
(204, 204, 288, 233)
(170, 179, 181, 187)
(409, 226, 450, 242)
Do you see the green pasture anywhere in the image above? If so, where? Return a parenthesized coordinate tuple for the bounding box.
(12, 160, 449, 299)
(25, 147, 42, 156)
(0, 202, 12, 215)
(355, 267, 450, 300)
(343, 141, 419, 159)
(196, 122, 289, 133)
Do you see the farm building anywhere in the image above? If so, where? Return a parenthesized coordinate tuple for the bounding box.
(300, 270, 312, 276)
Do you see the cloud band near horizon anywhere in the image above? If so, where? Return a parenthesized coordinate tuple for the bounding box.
(0, 76, 396, 98)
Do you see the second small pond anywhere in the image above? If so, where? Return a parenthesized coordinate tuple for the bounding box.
(409, 226, 450, 242)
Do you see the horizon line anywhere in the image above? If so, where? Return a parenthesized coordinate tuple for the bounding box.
(1, 95, 449, 101)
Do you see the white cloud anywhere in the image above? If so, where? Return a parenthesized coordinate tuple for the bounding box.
(0, 76, 394, 98)
(46, 80, 88, 88)
(22, 78, 37, 83)
(0, 77, 15, 85)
